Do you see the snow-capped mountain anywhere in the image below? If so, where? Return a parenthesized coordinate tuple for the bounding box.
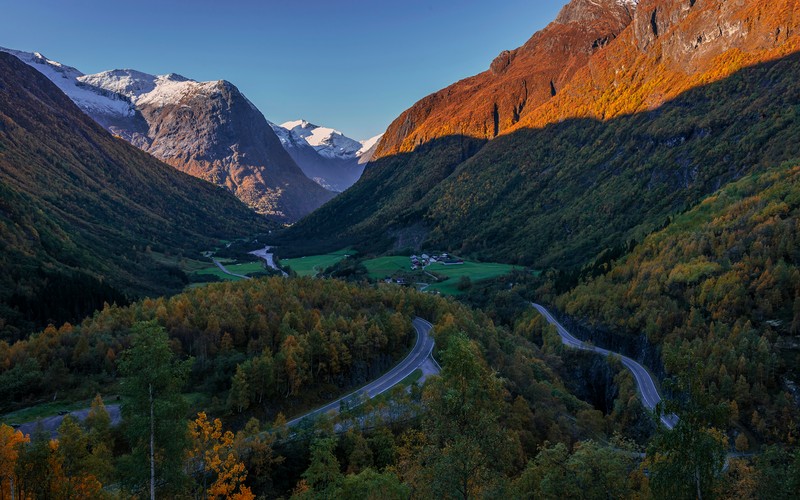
(0, 47, 135, 119)
(357, 133, 384, 164)
(269, 120, 382, 192)
(0, 48, 333, 220)
(280, 120, 363, 160)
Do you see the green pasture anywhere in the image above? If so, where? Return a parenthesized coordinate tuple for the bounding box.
(280, 248, 354, 277)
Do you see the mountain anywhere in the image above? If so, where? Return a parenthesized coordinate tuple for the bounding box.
(279, 0, 800, 268)
(0, 48, 334, 221)
(0, 50, 271, 339)
(269, 120, 381, 192)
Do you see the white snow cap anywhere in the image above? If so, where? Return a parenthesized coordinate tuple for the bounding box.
(280, 120, 364, 160)
(79, 70, 226, 108)
(357, 134, 384, 157)
(0, 47, 135, 118)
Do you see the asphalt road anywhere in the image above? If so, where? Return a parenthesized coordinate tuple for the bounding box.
(287, 317, 436, 427)
(16, 404, 121, 438)
(212, 258, 252, 280)
(532, 303, 678, 429)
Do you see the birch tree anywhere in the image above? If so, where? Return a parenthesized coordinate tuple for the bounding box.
(119, 321, 192, 498)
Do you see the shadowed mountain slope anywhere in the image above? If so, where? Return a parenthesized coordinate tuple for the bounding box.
(0, 51, 271, 339)
(279, 0, 800, 269)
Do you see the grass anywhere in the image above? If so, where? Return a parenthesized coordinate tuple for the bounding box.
(192, 260, 266, 283)
(193, 266, 244, 282)
(362, 255, 521, 295)
(148, 251, 210, 273)
(280, 248, 355, 277)
(425, 261, 520, 295)
(363, 256, 412, 279)
(399, 368, 423, 387)
(225, 262, 266, 275)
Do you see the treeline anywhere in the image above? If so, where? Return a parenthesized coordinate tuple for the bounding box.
(1, 274, 661, 497)
(0, 278, 416, 417)
(6, 271, 799, 497)
(558, 164, 800, 444)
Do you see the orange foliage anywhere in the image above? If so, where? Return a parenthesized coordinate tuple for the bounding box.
(0, 424, 28, 499)
(189, 412, 254, 500)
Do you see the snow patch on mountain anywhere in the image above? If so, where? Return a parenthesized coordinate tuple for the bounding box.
(78, 70, 241, 110)
(357, 134, 383, 157)
(280, 120, 363, 160)
(0, 47, 135, 118)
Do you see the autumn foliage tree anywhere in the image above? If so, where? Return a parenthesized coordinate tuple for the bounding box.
(189, 412, 254, 500)
(0, 424, 28, 500)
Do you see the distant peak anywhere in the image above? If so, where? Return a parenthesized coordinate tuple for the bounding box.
(160, 73, 191, 83)
(555, 0, 637, 25)
(281, 119, 318, 130)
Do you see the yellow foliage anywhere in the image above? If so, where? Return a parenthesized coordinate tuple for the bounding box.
(189, 412, 254, 500)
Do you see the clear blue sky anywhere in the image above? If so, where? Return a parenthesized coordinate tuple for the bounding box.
(1, 0, 568, 140)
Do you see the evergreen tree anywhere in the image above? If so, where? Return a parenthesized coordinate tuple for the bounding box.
(295, 437, 342, 498)
(228, 363, 250, 413)
(118, 321, 193, 498)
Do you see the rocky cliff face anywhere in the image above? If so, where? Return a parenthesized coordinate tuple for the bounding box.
(509, 0, 800, 130)
(373, 0, 636, 160)
(284, 0, 800, 266)
(78, 72, 335, 221)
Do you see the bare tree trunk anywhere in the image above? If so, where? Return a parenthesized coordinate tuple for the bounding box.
(695, 466, 702, 500)
(150, 383, 156, 500)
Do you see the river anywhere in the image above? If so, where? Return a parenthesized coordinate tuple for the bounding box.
(250, 245, 288, 277)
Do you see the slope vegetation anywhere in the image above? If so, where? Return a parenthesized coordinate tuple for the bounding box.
(0, 52, 270, 339)
(559, 163, 800, 443)
(280, 0, 800, 270)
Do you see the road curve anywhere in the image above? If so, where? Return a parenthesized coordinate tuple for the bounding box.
(532, 303, 677, 429)
(212, 258, 251, 280)
(286, 317, 436, 427)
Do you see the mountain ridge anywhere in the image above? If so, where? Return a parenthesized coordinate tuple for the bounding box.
(0, 50, 270, 338)
(0, 48, 334, 221)
(279, 0, 800, 270)
(269, 120, 380, 192)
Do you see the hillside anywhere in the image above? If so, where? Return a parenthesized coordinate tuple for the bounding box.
(0, 51, 270, 340)
(0, 49, 335, 221)
(279, 0, 800, 269)
(557, 162, 800, 443)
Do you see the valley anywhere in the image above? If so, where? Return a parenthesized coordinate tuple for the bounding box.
(2, 0, 800, 497)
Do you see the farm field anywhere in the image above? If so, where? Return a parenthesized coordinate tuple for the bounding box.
(363, 256, 520, 295)
(192, 260, 267, 282)
(280, 248, 355, 277)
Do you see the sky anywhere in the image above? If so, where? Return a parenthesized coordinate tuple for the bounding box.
(0, 0, 568, 140)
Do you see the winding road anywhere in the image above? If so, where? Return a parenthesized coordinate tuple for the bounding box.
(533, 303, 678, 429)
(212, 258, 251, 280)
(286, 317, 437, 427)
(15, 404, 122, 438)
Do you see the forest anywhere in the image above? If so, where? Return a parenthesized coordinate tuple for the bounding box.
(558, 163, 800, 446)
(1, 271, 799, 498)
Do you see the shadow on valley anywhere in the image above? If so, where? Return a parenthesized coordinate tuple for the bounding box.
(275, 51, 800, 274)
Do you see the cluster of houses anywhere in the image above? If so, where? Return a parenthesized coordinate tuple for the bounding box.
(410, 252, 464, 270)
